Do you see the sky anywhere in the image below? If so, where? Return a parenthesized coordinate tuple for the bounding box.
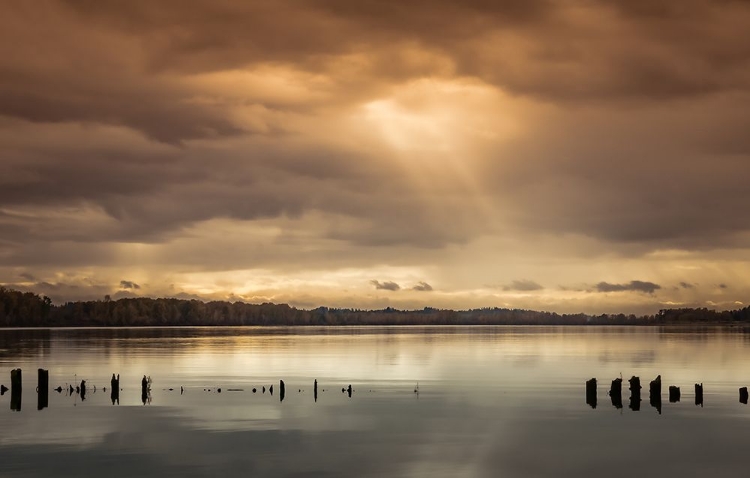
(1, 0, 749, 314)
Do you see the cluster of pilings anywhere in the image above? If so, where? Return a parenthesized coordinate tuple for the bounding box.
(1, 369, 359, 409)
(587, 376, 714, 413)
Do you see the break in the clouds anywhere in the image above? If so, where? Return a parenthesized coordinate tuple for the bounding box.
(1, 0, 750, 314)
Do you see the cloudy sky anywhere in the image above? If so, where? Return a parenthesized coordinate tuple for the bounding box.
(1, 0, 749, 313)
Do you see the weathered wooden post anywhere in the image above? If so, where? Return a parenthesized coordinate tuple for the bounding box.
(38, 368, 49, 410)
(0, 384, 8, 395)
(80, 380, 87, 401)
(279, 380, 285, 402)
(628, 376, 641, 411)
(141, 375, 148, 405)
(111, 374, 119, 405)
(11, 368, 22, 411)
(609, 377, 623, 409)
(740, 387, 748, 404)
(347, 384, 353, 398)
(650, 375, 662, 414)
(585, 378, 597, 409)
(314, 379, 318, 403)
(694, 383, 703, 407)
(668, 385, 680, 403)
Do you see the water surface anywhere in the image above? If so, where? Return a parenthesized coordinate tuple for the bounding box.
(1, 326, 749, 477)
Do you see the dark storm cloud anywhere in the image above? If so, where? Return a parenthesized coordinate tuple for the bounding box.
(371, 280, 401, 291)
(412, 282, 433, 292)
(1, 0, 748, 144)
(679, 282, 695, 289)
(120, 280, 141, 290)
(503, 280, 544, 292)
(719, 283, 729, 289)
(47, 0, 750, 101)
(594, 281, 661, 294)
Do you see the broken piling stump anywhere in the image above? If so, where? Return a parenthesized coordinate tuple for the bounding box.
(669, 386, 680, 403)
(111, 374, 119, 405)
(628, 376, 641, 411)
(609, 377, 623, 409)
(0, 384, 7, 395)
(585, 378, 597, 409)
(650, 375, 662, 414)
(650, 375, 661, 396)
(740, 387, 748, 404)
(141, 375, 149, 405)
(695, 383, 703, 407)
(38, 368, 49, 410)
(11, 369, 22, 412)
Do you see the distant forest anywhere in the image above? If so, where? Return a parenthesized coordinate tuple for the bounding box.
(1, 286, 749, 327)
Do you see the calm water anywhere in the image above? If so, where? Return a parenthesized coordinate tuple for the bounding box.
(1, 326, 750, 477)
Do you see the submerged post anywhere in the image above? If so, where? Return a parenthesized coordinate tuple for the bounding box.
(668, 386, 680, 403)
(585, 378, 597, 409)
(609, 377, 623, 409)
(141, 375, 148, 405)
(11, 368, 22, 412)
(740, 387, 748, 404)
(347, 384, 352, 398)
(650, 375, 662, 414)
(38, 368, 49, 410)
(695, 383, 703, 407)
(111, 374, 119, 405)
(279, 380, 285, 403)
(629, 376, 642, 411)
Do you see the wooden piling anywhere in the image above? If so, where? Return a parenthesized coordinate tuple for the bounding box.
(11, 368, 22, 411)
(740, 387, 748, 404)
(586, 378, 596, 408)
(695, 383, 703, 407)
(314, 379, 318, 403)
(111, 374, 119, 405)
(609, 378, 623, 409)
(650, 375, 662, 414)
(38, 368, 49, 410)
(628, 376, 642, 411)
(279, 380, 285, 402)
(668, 385, 680, 403)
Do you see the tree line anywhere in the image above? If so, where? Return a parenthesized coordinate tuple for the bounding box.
(1, 286, 749, 327)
